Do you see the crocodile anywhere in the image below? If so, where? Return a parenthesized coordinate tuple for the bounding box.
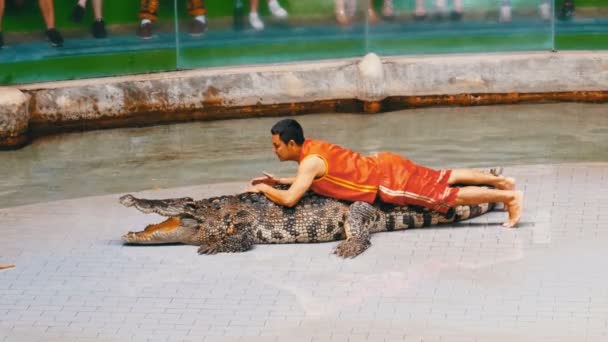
(120, 173, 501, 258)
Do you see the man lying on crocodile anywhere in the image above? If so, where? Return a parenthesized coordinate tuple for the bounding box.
(120, 120, 522, 258)
(247, 118, 523, 228)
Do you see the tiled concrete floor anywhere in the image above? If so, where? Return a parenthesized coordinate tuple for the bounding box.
(1, 163, 607, 341)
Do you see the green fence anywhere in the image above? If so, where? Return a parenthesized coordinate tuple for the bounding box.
(0, 0, 606, 85)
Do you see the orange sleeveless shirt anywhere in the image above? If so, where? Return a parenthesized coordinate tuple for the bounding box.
(298, 139, 380, 203)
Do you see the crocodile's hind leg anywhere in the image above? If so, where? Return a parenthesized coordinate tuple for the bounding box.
(334, 202, 379, 258)
(122, 217, 198, 245)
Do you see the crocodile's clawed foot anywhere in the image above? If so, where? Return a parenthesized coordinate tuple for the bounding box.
(333, 237, 371, 258)
(198, 244, 220, 255)
(119, 194, 137, 207)
(489, 166, 503, 177)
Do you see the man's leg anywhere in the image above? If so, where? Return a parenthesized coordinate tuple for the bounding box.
(454, 186, 523, 227)
(448, 169, 515, 190)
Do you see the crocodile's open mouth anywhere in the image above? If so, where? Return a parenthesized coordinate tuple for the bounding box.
(122, 217, 198, 245)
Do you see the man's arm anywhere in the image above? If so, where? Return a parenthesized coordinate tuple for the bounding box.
(247, 157, 325, 207)
(250, 172, 295, 186)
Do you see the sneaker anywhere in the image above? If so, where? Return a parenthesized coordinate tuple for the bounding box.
(136, 21, 153, 39)
(45, 28, 64, 47)
(0, 32, 4, 49)
(71, 4, 85, 22)
(92, 19, 107, 38)
(188, 18, 207, 37)
(450, 10, 463, 21)
(499, 5, 511, 23)
(539, 2, 551, 21)
(268, 0, 288, 19)
(249, 12, 264, 30)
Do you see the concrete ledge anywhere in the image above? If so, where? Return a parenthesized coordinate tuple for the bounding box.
(0, 87, 30, 149)
(2, 51, 607, 149)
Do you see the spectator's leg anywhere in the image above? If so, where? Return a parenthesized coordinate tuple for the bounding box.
(187, 0, 207, 36)
(137, 0, 158, 39)
(368, 0, 379, 24)
(250, 0, 258, 13)
(0, 0, 4, 29)
(39, 0, 56, 29)
(138, 0, 158, 21)
(451, 0, 463, 20)
(249, 0, 264, 30)
(539, 0, 550, 21)
(39, 0, 63, 46)
(499, 0, 511, 23)
(91, 0, 106, 38)
(335, 0, 350, 26)
(434, 0, 447, 18)
(0, 0, 4, 48)
(345, 0, 356, 18)
(414, 0, 427, 20)
(382, 0, 394, 18)
(92, 0, 102, 20)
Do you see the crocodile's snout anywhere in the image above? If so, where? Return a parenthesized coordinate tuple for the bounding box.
(119, 194, 137, 207)
(121, 231, 138, 243)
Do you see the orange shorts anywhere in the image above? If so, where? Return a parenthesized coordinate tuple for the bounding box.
(376, 152, 459, 214)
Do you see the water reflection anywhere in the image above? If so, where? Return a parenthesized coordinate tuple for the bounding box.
(0, 102, 606, 208)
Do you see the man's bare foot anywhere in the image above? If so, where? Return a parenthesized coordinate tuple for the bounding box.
(497, 176, 516, 190)
(503, 190, 523, 228)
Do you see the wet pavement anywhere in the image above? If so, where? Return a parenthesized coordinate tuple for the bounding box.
(1, 102, 607, 208)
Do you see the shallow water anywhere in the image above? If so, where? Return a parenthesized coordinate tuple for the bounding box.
(1, 102, 607, 208)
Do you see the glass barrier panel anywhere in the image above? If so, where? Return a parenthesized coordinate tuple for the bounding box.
(365, 0, 554, 56)
(176, 0, 366, 70)
(0, 0, 178, 85)
(555, 0, 608, 50)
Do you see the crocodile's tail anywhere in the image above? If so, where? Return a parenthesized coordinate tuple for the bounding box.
(380, 201, 494, 232)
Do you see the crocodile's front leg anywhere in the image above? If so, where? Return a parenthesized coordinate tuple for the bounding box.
(197, 213, 256, 254)
(122, 217, 199, 245)
(198, 229, 255, 254)
(334, 202, 379, 258)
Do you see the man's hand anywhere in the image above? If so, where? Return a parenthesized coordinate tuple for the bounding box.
(250, 172, 280, 187)
(246, 183, 264, 193)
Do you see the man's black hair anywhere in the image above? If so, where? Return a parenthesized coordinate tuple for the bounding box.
(271, 119, 305, 145)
